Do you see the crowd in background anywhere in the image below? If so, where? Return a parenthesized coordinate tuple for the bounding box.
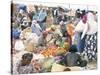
(11, 3, 98, 74)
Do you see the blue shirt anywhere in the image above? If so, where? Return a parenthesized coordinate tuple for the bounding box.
(12, 28, 21, 39)
(38, 10, 47, 22)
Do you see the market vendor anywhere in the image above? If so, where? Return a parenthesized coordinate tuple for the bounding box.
(46, 25, 63, 44)
(38, 31, 48, 46)
(38, 7, 47, 31)
(50, 25, 63, 37)
(59, 21, 67, 37)
(31, 19, 42, 36)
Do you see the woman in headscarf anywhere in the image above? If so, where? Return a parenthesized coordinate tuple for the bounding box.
(31, 20, 42, 36)
(81, 12, 97, 61)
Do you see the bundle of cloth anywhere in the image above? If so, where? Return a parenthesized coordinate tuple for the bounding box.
(19, 27, 39, 52)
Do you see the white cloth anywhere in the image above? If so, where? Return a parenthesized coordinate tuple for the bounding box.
(81, 12, 97, 39)
(75, 12, 97, 39)
(19, 9, 24, 14)
(54, 29, 63, 37)
(14, 40, 25, 51)
(26, 32, 39, 44)
(86, 12, 97, 35)
(74, 20, 85, 32)
(32, 20, 42, 31)
(32, 53, 44, 60)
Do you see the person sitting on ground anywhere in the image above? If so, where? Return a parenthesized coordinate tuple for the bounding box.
(13, 53, 38, 74)
(38, 31, 48, 46)
(63, 45, 87, 67)
(63, 31, 72, 47)
(31, 20, 42, 36)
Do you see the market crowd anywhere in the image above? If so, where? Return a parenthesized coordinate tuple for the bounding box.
(11, 3, 97, 74)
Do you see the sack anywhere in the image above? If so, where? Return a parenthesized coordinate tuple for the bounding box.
(42, 58, 55, 72)
(51, 63, 66, 72)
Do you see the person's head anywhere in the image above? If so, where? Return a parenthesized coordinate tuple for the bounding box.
(50, 25, 56, 31)
(51, 28, 55, 31)
(59, 21, 64, 26)
(21, 25, 27, 31)
(77, 9, 80, 11)
(32, 19, 37, 25)
(63, 42, 70, 51)
(19, 9, 24, 15)
(82, 14, 87, 24)
(34, 5, 38, 12)
(69, 45, 77, 52)
(81, 10, 86, 18)
(21, 53, 33, 65)
(63, 31, 70, 37)
(23, 21, 29, 26)
(39, 4, 43, 10)
(42, 31, 48, 38)
(76, 9, 81, 18)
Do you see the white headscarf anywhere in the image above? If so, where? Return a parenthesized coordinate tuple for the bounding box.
(75, 12, 97, 39)
(81, 12, 97, 39)
(85, 12, 97, 34)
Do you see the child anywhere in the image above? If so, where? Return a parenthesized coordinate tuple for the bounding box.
(13, 53, 35, 74)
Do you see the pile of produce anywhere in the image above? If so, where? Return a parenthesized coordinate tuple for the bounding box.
(41, 42, 70, 57)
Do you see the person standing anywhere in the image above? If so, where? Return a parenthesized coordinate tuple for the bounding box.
(38, 7, 47, 31)
(81, 12, 97, 61)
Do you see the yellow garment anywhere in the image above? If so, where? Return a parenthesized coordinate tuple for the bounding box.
(25, 42, 36, 52)
(63, 42, 70, 51)
(67, 23, 75, 37)
(23, 27, 32, 33)
(20, 27, 32, 39)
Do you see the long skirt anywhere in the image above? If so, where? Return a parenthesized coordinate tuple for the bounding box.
(78, 33, 86, 53)
(74, 32, 85, 53)
(82, 33, 97, 61)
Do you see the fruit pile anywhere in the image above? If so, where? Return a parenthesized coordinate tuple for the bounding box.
(41, 42, 70, 57)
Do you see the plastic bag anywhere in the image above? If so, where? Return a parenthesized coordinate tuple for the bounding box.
(42, 57, 55, 72)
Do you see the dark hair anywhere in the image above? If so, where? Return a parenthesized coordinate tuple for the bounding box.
(21, 25, 27, 30)
(76, 9, 81, 18)
(63, 31, 69, 37)
(69, 45, 77, 52)
(22, 53, 33, 61)
(81, 10, 86, 18)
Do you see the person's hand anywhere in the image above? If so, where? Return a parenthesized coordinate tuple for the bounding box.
(34, 63, 42, 72)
